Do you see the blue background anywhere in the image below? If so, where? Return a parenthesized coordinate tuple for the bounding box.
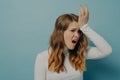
(0, 0, 120, 80)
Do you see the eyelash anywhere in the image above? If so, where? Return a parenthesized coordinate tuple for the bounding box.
(71, 29, 75, 32)
(71, 29, 80, 32)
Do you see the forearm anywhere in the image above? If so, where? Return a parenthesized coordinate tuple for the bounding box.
(80, 24, 112, 58)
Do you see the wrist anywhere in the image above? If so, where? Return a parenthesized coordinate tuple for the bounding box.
(80, 24, 88, 30)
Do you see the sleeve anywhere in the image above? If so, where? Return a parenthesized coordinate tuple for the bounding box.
(80, 24, 112, 59)
(34, 54, 46, 80)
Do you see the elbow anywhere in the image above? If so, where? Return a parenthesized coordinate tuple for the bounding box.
(108, 45, 112, 54)
(105, 45, 112, 56)
(99, 46, 112, 59)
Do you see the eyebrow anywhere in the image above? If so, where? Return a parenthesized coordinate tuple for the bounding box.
(70, 27, 79, 30)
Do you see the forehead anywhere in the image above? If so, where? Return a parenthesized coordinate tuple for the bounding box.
(68, 21, 79, 29)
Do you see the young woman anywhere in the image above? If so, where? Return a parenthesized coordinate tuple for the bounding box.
(34, 6, 112, 80)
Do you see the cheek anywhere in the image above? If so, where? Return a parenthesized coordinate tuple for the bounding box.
(64, 32, 72, 42)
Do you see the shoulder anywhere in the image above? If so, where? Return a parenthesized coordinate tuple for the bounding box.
(35, 50, 49, 63)
(37, 50, 49, 59)
(34, 50, 49, 72)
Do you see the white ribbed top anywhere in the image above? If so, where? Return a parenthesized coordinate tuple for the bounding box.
(34, 24, 112, 80)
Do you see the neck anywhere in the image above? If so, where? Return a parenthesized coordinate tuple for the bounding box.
(63, 47, 69, 56)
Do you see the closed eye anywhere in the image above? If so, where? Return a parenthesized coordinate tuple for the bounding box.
(70, 29, 76, 32)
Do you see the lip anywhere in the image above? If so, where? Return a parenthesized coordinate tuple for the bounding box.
(71, 40, 78, 46)
(72, 39, 78, 43)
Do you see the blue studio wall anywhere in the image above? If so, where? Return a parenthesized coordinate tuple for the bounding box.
(0, 0, 120, 80)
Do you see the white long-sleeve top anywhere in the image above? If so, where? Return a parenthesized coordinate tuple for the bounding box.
(34, 24, 112, 80)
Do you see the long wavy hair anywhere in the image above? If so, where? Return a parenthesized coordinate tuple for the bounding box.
(48, 14, 88, 73)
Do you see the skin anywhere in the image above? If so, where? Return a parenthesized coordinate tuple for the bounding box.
(64, 21, 80, 50)
(78, 6, 89, 28)
(64, 6, 89, 50)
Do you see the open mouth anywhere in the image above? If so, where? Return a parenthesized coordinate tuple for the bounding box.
(72, 40, 77, 44)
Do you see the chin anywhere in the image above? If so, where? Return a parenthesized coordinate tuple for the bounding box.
(68, 47, 75, 50)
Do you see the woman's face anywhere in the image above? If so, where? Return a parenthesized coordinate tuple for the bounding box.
(64, 21, 80, 50)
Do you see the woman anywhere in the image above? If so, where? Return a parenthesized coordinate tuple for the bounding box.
(34, 6, 112, 80)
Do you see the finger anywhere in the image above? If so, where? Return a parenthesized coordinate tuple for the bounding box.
(84, 6, 87, 17)
(80, 6, 84, 17)
(78, 5, 82, 15)
(83, 6, 87, 16)
(78, 6, 81, 16)
(85, 6, 89, 17)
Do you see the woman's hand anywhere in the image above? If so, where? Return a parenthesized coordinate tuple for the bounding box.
(78, 6, 89, 28)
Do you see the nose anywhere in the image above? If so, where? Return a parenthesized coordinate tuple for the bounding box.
(74, 31, 80, 38)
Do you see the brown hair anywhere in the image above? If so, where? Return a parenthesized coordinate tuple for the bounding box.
(48, 14, 88, 73)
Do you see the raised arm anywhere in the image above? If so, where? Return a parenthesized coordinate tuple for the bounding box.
(80, 24, 112, 59)
(78, 6, 112, 59)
